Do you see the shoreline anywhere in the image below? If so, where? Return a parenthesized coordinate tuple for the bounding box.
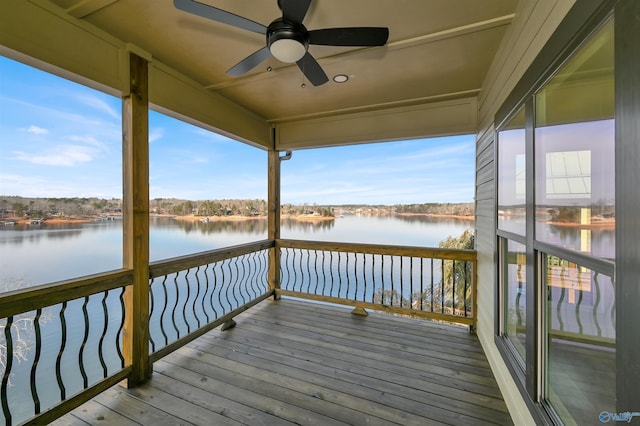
(396, 213, 475, 221)
(4, 212, 484, 225)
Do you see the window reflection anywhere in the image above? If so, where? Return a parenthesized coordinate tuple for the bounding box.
(498, 107, 526, 235)
(536, 18, 616, 425)
(545, 255, 615, 425)
(502, 239, 526, 362)
(534, 19, 614, 259)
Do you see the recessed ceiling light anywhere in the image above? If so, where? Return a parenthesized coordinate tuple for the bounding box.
(333, 74, 349, 83)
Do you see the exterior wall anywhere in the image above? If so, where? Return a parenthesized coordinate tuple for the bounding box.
(474, 1, 575, 424)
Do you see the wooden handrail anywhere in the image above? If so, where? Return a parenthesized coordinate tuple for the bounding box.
(149, 240, 275, 278)
(0, 269, 133, 318)
(279, 238, 476, 261)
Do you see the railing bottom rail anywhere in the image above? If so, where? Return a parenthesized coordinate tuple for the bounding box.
(276, 290, 474, 327)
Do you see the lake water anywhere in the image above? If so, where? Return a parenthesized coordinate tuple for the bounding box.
(0, 215, 474, 289)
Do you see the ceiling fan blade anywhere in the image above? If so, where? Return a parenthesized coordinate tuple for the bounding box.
(277, 0, 311, 24)
(297, 52, 329, 86)
(227, 46, 271, 76)
(174, 0, 267, 35)
(309, 27, 389, 46)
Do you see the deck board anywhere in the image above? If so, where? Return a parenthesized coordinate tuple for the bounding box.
(53, 298, 512, 425)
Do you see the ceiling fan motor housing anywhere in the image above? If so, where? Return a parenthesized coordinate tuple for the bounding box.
(267, 19, 309, 63)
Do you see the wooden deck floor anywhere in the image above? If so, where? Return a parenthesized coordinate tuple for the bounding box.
(53, 298, 512, 425)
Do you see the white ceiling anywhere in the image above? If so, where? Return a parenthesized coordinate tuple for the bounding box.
(47, 0, 516, 123)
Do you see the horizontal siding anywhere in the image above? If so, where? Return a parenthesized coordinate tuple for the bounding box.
(477, 161, 494, 186)
(476, 143, 494, 171)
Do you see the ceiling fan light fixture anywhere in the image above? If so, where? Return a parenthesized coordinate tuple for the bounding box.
(270, 38, 306, 63)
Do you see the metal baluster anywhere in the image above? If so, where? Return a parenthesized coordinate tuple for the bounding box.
(182, 270, 192, 334)
(229, 257, 241, 309)
(209, 263, 220, 320)
(452, 260, 456, 315)
(363, 253, 368, 303)
(79, 296, 90, 388)
(98, 290, 109, 377)
(192, 267, 202, 329)
(351, 253, 357, 301)
(29, 309, 42, 414)
(591, 271, 602, 337)
(217, 261, 227, 315)
(171, 272, 181, 339)
(235, 256, 247, 306)
(441, 259, 445, 314)
(291, 249, 298, 292)
(222, 259, 233, 311)
(56, 302, 68, 399)
(381, 255, 385, 305)
(390, 256, 395, 306)
(149, 278, 156, 352)
(371, 254, 376, 304)
(248, 252, 259, 298)
(337, 252, 343, 299)
(329, 251, 335, 298)
(430, 258, 434, 312)
(575, 284, 584, 335)
(159, 276, 170, 346)
(300, 249, 307, 293)
(463, 262, 469, 317)
(116, 288, 125, 368)
(399, 256, 404, 308)
(609, 275, 615, 329)
(1, 316, 14, 424)
(310, 250, 317, 295)
(420, 258, 424, 311)
(516, 263, 524, 326)
(410, 257, 414, 309)
(262, 249, 269, 292)
(320, 251, 327, 296)
(202, 264, 211, 324)
(556, 286, 566, 332)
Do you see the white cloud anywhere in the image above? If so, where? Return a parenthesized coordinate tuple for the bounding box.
(149, 128, 164, 143)
(67, 134, 108, 150)
(76, 93, 120, 120)
(13, 145, 95, 167)
(26, 125, 48, 135)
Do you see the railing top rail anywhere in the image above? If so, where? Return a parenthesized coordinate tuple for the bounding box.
(149, 239, 275, 278)
(278, 239, 476, 261)
(0, 269, 133, 318)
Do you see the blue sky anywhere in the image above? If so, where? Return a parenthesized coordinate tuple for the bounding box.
(0, 55, 475, 205)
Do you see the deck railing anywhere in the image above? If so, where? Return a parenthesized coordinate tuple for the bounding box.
(278, 239, 477, 327)
(0, 271, 133, 425)
(0, 238, 476, 425)
(148, 240, 274, 362)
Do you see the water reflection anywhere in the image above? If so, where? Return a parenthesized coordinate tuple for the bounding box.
(393, 215, 474, 225)
(0, 215, 473, 289)
(153, 218, 268, 235)
(281, 218, 335, 232)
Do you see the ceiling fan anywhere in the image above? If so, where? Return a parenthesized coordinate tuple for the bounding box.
(174, 0, 389, 86)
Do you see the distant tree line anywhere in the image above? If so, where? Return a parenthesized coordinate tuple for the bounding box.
(0, 196, 122, 218)
(2, 196, 472, 219)
(151, 198, 268, 217)
(394, 202, 474, 216)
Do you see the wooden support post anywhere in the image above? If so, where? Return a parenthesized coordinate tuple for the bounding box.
(268, 147, 281, 299)
(122, 53, 151, 387)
